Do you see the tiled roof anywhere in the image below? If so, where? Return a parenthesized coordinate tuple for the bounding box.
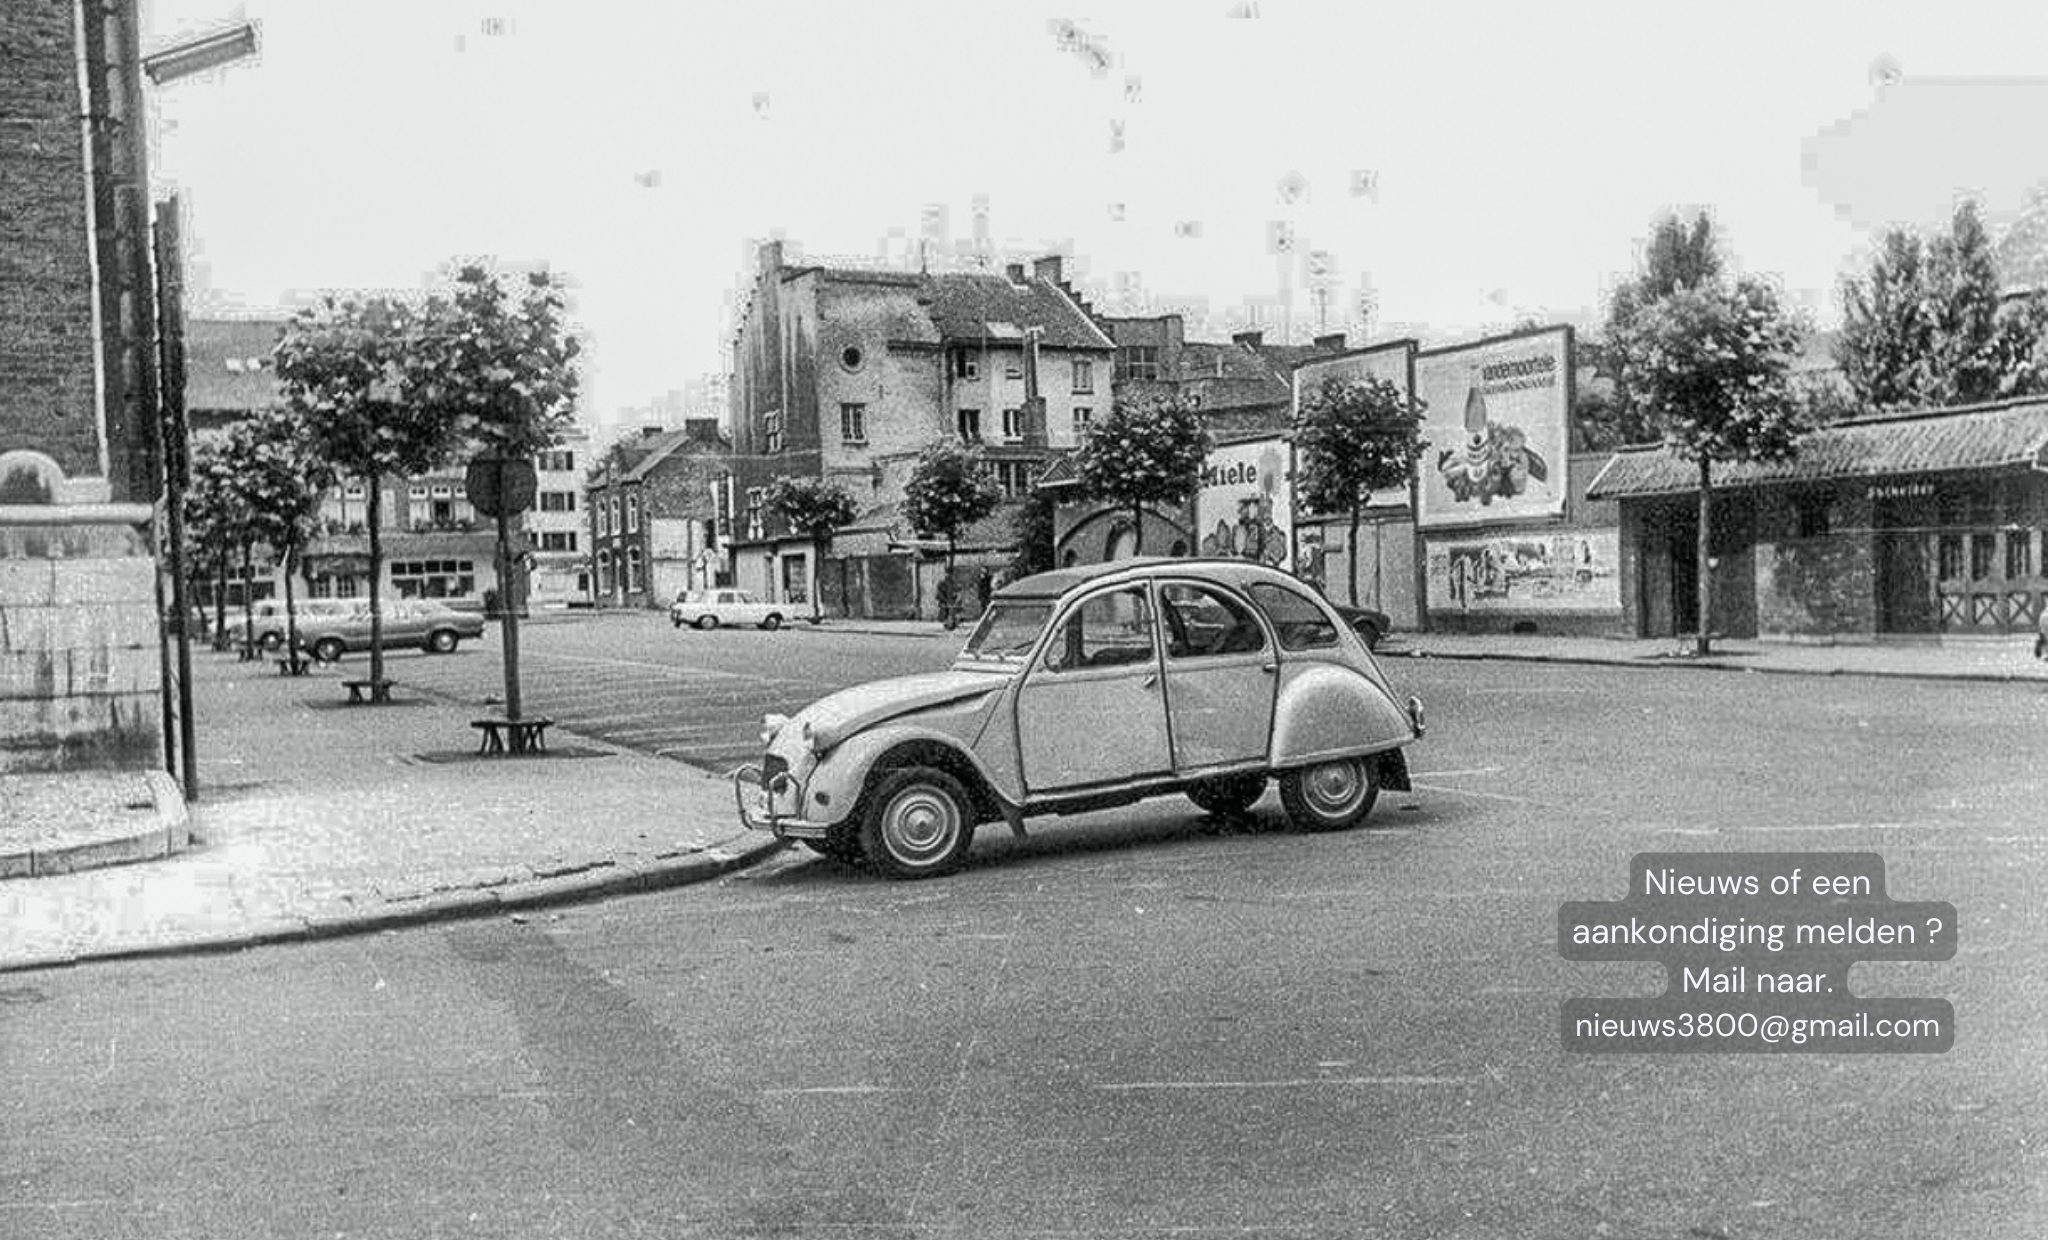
(916, 273, 1115, 351)
(1584, 398, 2048, 499)
(183, 318, 286, 412)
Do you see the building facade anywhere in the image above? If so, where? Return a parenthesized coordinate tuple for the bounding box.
(585, 420, 731, 609)
(1587, 398, 2048, 641)
(722, 242, 1116, 617)
(1, 0, 166, 773)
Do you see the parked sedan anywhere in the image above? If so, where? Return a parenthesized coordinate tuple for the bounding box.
(296, 599, 486, 662)
(1330, 603, 1391, 650)
(242, 598, 357, 651)
(671, 588, 791, 631)
(734, 557, 1425, 879)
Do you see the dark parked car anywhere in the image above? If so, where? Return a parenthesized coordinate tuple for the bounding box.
(1330, 603, 1391, 649)
(296, 599, 486, 662)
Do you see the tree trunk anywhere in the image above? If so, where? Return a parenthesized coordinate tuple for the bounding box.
(496, 504, 522, 720)
(1695, 456, 1713, 657)
(212, 553, 229, 651)
(282, 543, 301, 671)
(367, 473, 386, 686)
(1347, 501, 1362, 607)
(240, 542, 256, 659)
(812, 535, 825, 622)
(944, 533, 958, 628)
(1131, 502, 1144, 556)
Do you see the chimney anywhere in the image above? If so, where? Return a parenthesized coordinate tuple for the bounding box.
(1032, 255, 1063, 285)
(1005, 262, 1027, 284)
(1163, 314, 1185, 353)
(758, 239, 784, 275)
(1313, 332, 1347, 351)
(1232, 330, 1264, 348)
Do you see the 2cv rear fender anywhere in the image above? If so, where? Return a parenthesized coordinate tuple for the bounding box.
(1269, 660, 1418, 771)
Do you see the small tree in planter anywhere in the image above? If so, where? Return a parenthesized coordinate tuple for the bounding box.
(188, 430, 268, 656)
(184, 436, 244, 651)
(1614, 275, 1809, 655)
(1074, 391, 1209, 556)
(1293, 373, 1427, 607)
(902, 441, 1001, 627)
(406, 265, 582, 721)
(277, 295, 461, 693)
(766, 475, 859, 622)
(223, 407, 337, 671)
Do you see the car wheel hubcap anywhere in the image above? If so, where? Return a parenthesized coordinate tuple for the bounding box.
(882, 787, 959, 864)
(1303, 761, 1366, 817)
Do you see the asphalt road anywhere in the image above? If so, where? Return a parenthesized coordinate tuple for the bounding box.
(4, 630, 2043, 1238)
(389, 612, 953, 771)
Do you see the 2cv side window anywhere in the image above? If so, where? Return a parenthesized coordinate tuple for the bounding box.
(1159, 582, 1266, 658)
(1245, 581, 1339, 651)
(1042, 586, 1157, 672)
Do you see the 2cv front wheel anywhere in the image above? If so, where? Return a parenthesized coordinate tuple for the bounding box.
(1279, 757, 1379, 832)
(858, 766, 977, 879)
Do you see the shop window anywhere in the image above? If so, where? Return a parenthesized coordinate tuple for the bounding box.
(391, 558, 476, 600)
(1938, 535, 1964, 581)
(2007, 531, 2037, 581)
(1970, 533, 1997, 581)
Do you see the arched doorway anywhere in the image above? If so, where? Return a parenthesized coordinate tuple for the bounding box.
(1107, 525, 1139, 561)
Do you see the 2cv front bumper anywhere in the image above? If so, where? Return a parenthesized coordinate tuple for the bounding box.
(731, 762, 831, 841)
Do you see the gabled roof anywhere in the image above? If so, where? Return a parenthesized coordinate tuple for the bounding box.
(183, 318, 286, 411)
(1585, 398, 2048, 499)
(916, 273, 1116, 351)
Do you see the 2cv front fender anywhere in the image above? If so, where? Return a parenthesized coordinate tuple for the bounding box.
(800, 721, 1018, 829)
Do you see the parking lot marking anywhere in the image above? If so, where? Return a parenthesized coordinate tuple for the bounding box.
(1094, 1075, 1471, 1091)
(1409, 781, 1547, 806)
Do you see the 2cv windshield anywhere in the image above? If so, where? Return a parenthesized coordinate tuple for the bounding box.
(960, 601, 1053, 663)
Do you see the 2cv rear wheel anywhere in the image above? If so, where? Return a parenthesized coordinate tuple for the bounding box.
(858, 765, 976, 879)
(1279, 757, 1379, 832)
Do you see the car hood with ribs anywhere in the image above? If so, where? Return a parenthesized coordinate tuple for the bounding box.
(787, 668, 1012, 753)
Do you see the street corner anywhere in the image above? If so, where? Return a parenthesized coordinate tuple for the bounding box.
(0, 768, 193, 879)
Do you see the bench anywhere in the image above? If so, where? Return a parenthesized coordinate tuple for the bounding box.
(275, 656, 315, 677)
(471, 716, 554, 755)
(343, 678, 394, 705)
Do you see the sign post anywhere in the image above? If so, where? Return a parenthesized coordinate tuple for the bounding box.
(466, 456, 537, 723)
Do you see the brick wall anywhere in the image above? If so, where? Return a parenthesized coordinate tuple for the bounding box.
(0, 2, 103, 482)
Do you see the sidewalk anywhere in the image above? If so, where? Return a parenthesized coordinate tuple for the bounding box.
(0, 649, 780, 974)
(801, 617, 2048, 682)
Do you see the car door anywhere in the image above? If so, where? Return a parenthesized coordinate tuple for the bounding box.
(1014, 583, 1171, 792)
(1156, 580, 1277, 773)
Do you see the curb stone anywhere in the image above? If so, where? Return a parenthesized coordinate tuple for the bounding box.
(0, 769, 193, 878)
(1386, 648, 2044, 684)
(0, 833, 787, 977)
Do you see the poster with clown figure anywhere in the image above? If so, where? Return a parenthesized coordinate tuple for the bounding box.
(1414, 327, 1573, 529)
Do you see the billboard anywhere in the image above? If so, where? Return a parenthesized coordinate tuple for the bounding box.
(1195, 436, 1291, 569)
(1427, 529, 1621, 614)
(1291, 340, 1417, 513)
(1415, 327, 1572, 529)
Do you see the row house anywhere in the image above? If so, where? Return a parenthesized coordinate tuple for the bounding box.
(1038, 316, 1352, 564)
(722, 240, 1116, 618)
(179, 317, 590, 613)
(584, 420, 730, 608)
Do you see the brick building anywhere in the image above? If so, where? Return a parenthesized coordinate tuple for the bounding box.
(585, 420, 731, 609)
(722, 241, 1115, 617)
(1, 0, 166, 773)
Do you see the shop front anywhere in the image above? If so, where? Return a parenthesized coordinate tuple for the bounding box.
(1588, 400, 2048, 640)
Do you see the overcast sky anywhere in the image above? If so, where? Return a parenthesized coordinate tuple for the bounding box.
(141, 0, 2048, 435)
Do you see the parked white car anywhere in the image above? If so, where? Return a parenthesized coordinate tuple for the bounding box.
(671, 588, 790, 631)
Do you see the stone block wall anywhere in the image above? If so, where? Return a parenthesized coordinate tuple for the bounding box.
(0, 517, 163, 774)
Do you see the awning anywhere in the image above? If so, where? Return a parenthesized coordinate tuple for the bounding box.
(1585, 398, 2048, 499)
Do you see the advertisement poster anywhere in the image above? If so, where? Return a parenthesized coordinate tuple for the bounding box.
(1195, 436, 1291, 569)
(1291, 341, 1417, 513)
(1427, 528, 1621, 613)
(1415, 327, 1572, 529)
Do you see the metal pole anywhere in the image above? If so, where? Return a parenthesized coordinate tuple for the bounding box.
(155, 198, 198, 801)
